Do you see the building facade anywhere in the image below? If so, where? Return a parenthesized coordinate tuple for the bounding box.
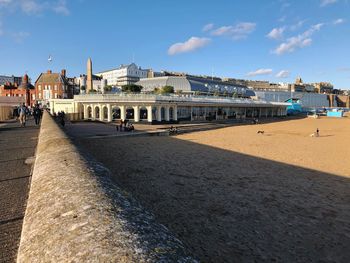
(0, 74, 35, 106)
(35, 69, 74, 106)
(49, 94, 289, 123)
(96, 63, 149, 86)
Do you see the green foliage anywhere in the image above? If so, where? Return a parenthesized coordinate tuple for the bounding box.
(104, 85, 113, 92)
(80, 85, 86, 90)
(122, 84, 143, 93)
(153, 86, 175, 95)
(161, 86, 174, 94)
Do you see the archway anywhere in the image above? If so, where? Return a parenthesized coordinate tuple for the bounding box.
(161, 107, 165, 120)
(169, 107, 174, 120)
(87, 106, 92, 119)
(103, 106, 108, 120)
(112, 106, 121, 119)
(152, 107, 157, 120)
(140, 107, 148, 120)
(126, 107, 134, 120)
(95, 106, 100, 119)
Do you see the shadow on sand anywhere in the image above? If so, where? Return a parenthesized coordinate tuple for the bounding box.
(74, 135, 350, 263)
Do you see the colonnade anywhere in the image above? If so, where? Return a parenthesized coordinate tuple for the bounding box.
(81, 103, 178, 123)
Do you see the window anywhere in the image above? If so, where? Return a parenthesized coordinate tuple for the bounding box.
(48, 85, 51, 90)
(39, 93, 42, 99)
(54, 85, 57, 90)
(54, 93, 58, 99)
(38, 85, 41, 90)
(45, 85, 47, 90)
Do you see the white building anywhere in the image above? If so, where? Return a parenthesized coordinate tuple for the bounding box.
(96, 63, 149, 86)
(74, 75, 107, 93)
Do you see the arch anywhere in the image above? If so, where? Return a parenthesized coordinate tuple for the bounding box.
(112, 106, 121, 119)
(169, 107, 174, 120)
(103, 106, 108, 120)
(161, 107, 165, 120)
(126, 107, 134, 120)
(95, 106, 100, 119)
(87, 106, 92, 119)
(140, 107, 148, 120)
(152, 107, 157, 120)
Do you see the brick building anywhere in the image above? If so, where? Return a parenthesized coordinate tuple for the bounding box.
(0, 74, 35, 106)
(35, 69, 74, 106)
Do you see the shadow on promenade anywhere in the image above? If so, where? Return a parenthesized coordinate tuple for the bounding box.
(73, 135, 350, 263)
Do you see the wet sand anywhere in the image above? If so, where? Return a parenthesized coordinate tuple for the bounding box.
(73, 116, 350, 262)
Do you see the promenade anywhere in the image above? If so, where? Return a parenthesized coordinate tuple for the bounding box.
(0, 119, 39, 262)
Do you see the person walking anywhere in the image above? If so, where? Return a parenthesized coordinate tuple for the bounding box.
(33, 104, 42, 125)
(18, 103, 27, 127)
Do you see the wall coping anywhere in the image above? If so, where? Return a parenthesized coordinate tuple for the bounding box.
(17, 111, 197, 262)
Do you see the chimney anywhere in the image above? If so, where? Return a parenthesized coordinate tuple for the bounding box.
(61, 69, 66, 77)
(47, 70, 52, 74)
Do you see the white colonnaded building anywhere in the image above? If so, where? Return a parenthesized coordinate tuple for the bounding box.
(96, 63, 149, 87)
(49, 93, 289, 123)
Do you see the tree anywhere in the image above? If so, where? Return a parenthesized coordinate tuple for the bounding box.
(161, 86, 174, 94)
(104, 85, 113, 92)
(122, 84, 143, 93)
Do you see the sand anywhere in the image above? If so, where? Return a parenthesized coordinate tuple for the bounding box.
(73, 116, 350, 263)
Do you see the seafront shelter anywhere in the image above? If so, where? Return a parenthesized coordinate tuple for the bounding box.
(49, 94, 289, 123)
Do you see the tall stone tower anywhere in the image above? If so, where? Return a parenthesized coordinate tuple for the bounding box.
(87, 58, 93, 93)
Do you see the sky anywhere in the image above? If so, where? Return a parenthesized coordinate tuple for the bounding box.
(0, 0, 349, 89)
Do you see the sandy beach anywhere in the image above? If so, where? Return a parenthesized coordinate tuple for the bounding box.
(72, 116, 350, 262)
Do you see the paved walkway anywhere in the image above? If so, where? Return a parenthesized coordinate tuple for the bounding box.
(0, 119, 39, 263)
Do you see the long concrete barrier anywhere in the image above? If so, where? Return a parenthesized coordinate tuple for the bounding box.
(17, 111, 197, 262)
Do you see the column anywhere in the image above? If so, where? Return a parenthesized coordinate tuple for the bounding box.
(190, 107, 193, 121)
(147, 106, 153, 122)
(173, 105, 178, 121)
(165, 106, 170, 121)
(92, 105, 96, 120)
(99, 104, 104, 121)
(157, 105, 162, 122)
(265, 108, 268, 118)
(120, 105, 126, 120)
(83, 104, 88, 120)
(107, 104, 112, 122)
(259, 108, 262, 118)
(134, 105, 140, 122)
(49, 100, 54, 115)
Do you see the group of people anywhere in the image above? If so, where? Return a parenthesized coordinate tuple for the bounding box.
(13, 103, 42, 127)
(116, 119, 134, 132)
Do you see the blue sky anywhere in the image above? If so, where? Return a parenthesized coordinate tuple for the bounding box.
(0, 0, 349, 89)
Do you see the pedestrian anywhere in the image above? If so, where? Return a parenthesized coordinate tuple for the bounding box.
(119, 119, 123, 131)
(316, 128, 319, 137)
(18, 103, 27, 127)
(33, 104, 42, 125)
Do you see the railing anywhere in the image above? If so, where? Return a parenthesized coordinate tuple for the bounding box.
(74, 93, 289, 106)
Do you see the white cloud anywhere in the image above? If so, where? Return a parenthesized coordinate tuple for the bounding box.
(267, 27, 285, 40)
(273, 23, 324, 55)
(246, 69, 273, 77)
(0, 0, 69, 15)
(276, 70, 290, 78)
(11, 31, 30, 42)
(289, 20, 305, 31)
(211, 22, 256, 40)
(0, 0, 12, 5)
(20, 0, 43, 14)
(320, 0, 337, 7)
(333, 18, 345, 25)
(53, 0, 69, 15)
(202, 23, 214, 32)
(168, 37, 211, 55)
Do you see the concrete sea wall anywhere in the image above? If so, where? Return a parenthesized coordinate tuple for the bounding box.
(17, 112, 196, 262)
